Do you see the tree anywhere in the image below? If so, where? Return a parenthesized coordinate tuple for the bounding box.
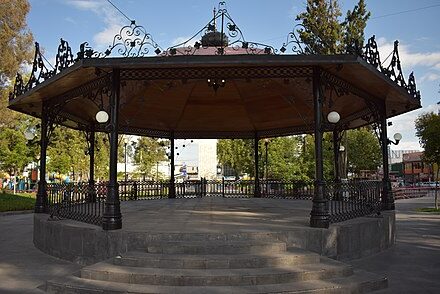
(133, 137, 167, 179)
(217, 139, 255, 177)
(296, 0, 343, 54)
(265, 137, 311, 181)
(0, 127, 31, 176)
(0, 0, 34, 127)
(346, 127, 381, 176)
(342, 0, 370, 53)
(296, 0, 371, 54)
(415, 112, 440, 209)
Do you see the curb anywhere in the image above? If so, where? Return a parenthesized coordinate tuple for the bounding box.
(0, 210, 34, 217)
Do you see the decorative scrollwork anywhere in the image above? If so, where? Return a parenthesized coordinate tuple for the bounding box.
(382, 40, 406, 88)
(54, 39, 74, 71)
(362, 35, 381, 70)
(406, 72, 421, 100)
(361, 36, 421, 101)
(100, 20, 162, 57)
(164, 1, 275, 56)
(279, 24, 310, 55)
(9, 42, 51, 101)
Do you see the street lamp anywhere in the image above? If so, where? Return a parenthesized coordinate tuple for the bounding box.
(388, 133, 402, 145)
(124, 137, 129, 181)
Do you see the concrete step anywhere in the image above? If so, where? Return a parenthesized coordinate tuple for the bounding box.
(80, 257, 353, 286)
(113, 248, 320, 269)
(46, 269, 387, 293)
(143, 241, 287, 255)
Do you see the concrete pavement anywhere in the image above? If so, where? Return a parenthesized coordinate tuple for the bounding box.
(349, 193, 440, 294)
(0, 194, 439, 293)
(0, 213, 81, 293)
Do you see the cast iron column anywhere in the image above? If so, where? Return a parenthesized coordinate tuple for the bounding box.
(380, 109, 395, 210)
(333, 129, 342, 201)
(169, 132, 176, 198)
(102, 69, 122, 230)
(35, 108, 48, 213)
(87, 125, 96, 202)
(254, 133, 261, 198)
(310, 67, 329, 228)
(333, 130, 341, 182)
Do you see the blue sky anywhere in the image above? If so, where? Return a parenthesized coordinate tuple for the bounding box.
(27, 0, 440, 151)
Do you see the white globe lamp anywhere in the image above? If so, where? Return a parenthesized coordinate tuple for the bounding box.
(95, 110, 109, 123)
(327, 111, 340, 124)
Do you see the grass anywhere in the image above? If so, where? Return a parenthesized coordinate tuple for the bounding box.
(0, 191, 36, 212)
(416, 207, 440, 214)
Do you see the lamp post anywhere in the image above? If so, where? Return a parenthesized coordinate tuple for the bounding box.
(124, 137, 129, 182)
(264, 138, 269, 180)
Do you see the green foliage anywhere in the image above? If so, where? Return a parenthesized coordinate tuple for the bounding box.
(415, 207, 440, 214)
(415, 112, 440, 167)
(296, 0, 343, 54)
(415, 112, 440, 209)
(0, 0, 33, 87)
(342, 0, 370, 52)
(302, 134, 335, 180)
(0, 192, 35, 212)
(47, 127, 88, 177)
(217, 139, 255, 177)
(133, 137, 167, 178)
(265, 137, 311, 181)
(0, 127, 32, 174)
(296, 0, 370, 54)
(346, 127, 381, 176)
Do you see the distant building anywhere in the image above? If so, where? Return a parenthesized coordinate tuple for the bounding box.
(389, 149, 419, 164)
(403, 152, 433, 184)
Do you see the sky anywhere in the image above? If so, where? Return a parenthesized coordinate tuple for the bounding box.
(26, 0, 440, 154)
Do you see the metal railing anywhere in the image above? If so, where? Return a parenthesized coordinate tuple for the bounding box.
(325, 180, 382, 223)
(44, 179, 384, 226)
(46, 182, 106, 225)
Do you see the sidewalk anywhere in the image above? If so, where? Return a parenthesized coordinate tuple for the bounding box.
(0, 195, 439, 293)
(349, 193, 440, 293)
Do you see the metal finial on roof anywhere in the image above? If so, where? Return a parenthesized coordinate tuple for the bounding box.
(213, 7, 217, 31)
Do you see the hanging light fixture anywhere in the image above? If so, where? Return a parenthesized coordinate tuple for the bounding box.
(95, 110, 109, 123)
(327, 111, 340, 124)
(207, 78, 226, 92)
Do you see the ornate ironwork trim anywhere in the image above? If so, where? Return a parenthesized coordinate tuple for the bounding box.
(77, 20, 163, 58)
(164, 2, 276, 56)
(121, 66, 312, 80)
(280, 24, 311, 55)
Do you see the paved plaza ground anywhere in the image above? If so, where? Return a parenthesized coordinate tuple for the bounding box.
(0, 194, 439, 293)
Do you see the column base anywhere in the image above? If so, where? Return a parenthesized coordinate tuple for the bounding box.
(34, 181, 48, 213)
(310, 200, 329, 228)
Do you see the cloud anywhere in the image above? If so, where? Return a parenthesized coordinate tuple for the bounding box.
(420, 73, 440, 83)
(66, 0, 126, 49)
(171, 36, 192, 46)
(376, 39, 440, 76)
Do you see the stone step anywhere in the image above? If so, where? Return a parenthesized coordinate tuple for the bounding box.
(143, 241, 287, 255)
(46, 269, 387, 293)
(113, 248, 320, 269)
(80, 257, 353, 286)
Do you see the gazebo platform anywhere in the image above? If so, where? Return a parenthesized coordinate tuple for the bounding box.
(34, 197, 393, 293)
(34, 197, 394, 265)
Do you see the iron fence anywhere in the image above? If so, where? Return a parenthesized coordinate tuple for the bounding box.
(44, 179, 383, 226)
(46, 182, 106, 225)
(325, 180, 382, 223)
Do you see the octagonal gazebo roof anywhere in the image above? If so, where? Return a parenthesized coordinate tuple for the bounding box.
(8, 4, 421, 139)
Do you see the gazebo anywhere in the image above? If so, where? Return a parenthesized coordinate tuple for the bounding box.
(8, 3, 421, 232)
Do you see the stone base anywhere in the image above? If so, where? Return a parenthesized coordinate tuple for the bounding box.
(34, 210, 395, 265)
